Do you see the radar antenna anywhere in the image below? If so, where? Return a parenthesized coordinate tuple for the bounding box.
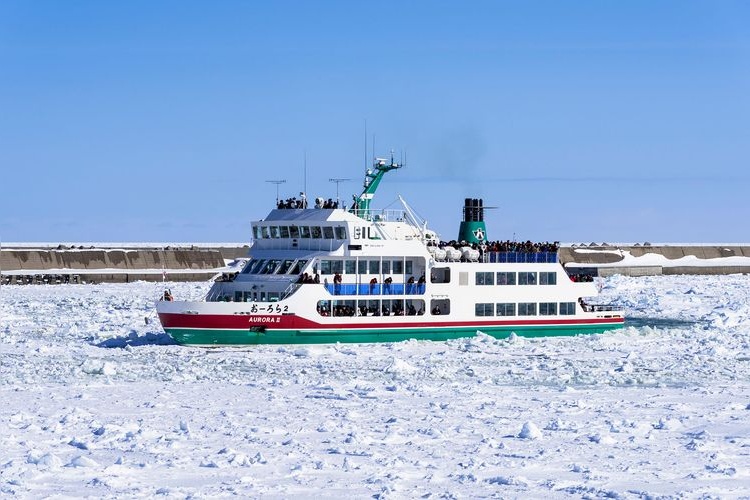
(265, 179, 287, 206)
(329, 178, 352, 208)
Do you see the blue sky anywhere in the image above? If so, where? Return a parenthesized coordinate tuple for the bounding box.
(1, 1, 748, 243)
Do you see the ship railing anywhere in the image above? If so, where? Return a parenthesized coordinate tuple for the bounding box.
(356, 209, 407, 223)
(280, 282, 303, 300)
(583, 304, 621, 313)
(484, 251, 558, 264)
(324, 283, 426, 296)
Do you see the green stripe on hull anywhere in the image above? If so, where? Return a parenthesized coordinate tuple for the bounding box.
(165, 323, 623, 346)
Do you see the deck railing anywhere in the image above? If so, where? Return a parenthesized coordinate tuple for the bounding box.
(484, 251, 558, 264)
(324, 283, 426, 296)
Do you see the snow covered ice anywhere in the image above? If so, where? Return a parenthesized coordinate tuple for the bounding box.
(1, 275, 750, 497)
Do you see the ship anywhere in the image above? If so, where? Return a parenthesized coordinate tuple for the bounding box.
(156, 156, 624, 345)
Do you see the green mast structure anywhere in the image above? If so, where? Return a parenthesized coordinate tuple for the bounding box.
(350, 154, 402, 220)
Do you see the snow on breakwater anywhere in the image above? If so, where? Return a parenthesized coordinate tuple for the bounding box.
(1, 275, 749, 497)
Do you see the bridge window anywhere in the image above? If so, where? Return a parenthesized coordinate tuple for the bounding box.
(323, 226, 334, 239)
(559, 302, 576, 315)
(497, 272, 516, 285)
(289, 259, 307, 275)
(270, 226, 280, 238)
(311, 226, 322, 239)
(261, 226, 270, 239)
(518, 272, 537, 285)
(249, 259, 266, 274)
(476, 272, 494, 285)
(277, 259, 295, 274)
(518, 302, 537, 316)
(252, 226, 261, 240)
(540, 272, 557, 285)
(289, 226, 300, 238)
(300, 226, 311, 238)
(279, 226, 290, 238)
(496, 303, 516, 316)
(261, 260, 280, 274)
(475, 303, 494, 316)
(336, 226, 347, 239)
(539, 302, 557, 315)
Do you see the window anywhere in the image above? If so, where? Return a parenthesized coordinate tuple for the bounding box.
(331, 260, 343, 274)
(262, 260, 280, 274)
(252, 226, 261, 240)
(518, 272, 537, 285)
(345, 260, 356, 274)
(279, 226, 290, 238)
(320, 260, 332, 275)
(369, 260, 380, 274)
(476, 272, 494, 285)
(430, 299, 450, 315)
(431, 268, 451, 284)
(393, 260, 404, 274)
(559, 302, 576, 315)
(250, 259, 266, 274)
(496, 303, 516, 316)
(311, 226, 322, 238)
(323, 226, 334, 239)
(540, 272, 557, 285)
(475, 303, 494, 316)
(382, 261, 391, 274)
(497, 272, 516, 285)
(241, 259, 257, 274)
(405, 261, 413, 275)
(289, 260, 307, 275)
(300, 226, 311, 238)
(539, 302, 557, 315)
(335, 226, 347, 240)
(358, 260, 368, 274)
(270, 226, 280, 238)
(260, 226, 270, 239)
(518, 302, 537, 316)
(277, 259, 295, 274)
(289, 226, 300, 238)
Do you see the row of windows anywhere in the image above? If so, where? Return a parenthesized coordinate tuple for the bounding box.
(253, 225, 347, 241)
(319, 259, 415, 275)
(241, 258, 308, 275)
(475, 302, 577, 317)
(475, 271, 557, 286)
(318, 298, 451, 316)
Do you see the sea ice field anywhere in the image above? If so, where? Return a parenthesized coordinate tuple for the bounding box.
(1, 274, 749, 498)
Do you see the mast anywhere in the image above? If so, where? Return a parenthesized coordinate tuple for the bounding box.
(350, 152, 402, 220)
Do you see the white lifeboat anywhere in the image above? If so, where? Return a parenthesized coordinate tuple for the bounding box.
(461, 246, 480, 262)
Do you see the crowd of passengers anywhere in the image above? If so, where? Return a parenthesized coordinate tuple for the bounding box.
(430, 239, 560, 254)
(569, 273, 595, 282)
(297, 272, 321, 284)
(277, 194, 342, 210)
(318, 303, 424, 317)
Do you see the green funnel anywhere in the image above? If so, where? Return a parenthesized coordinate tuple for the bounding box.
(457, 198, 488, 244)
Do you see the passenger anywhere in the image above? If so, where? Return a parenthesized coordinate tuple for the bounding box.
(369, 277, 378, 294)
(333, 272, 342, 295)
(163, 289, 173, 301)
(384, 276, 392, 294)
(432, 306, 441, 315)
(314, 273, 320, 284)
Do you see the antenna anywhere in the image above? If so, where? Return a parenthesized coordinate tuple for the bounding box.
(303, 150, 307, 201)
(265, 179, 287, 205)
(364, 119, 368, 170)
(329, 178, 352, 207)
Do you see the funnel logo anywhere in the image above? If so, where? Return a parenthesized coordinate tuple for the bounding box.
(473, 228, 485, 241)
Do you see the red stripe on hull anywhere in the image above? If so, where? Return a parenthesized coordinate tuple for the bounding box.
(159, 312, 624, 330)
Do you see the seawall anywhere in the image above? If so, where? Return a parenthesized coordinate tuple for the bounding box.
(1, 245, 249, 284)
(560, 244, 750, 276)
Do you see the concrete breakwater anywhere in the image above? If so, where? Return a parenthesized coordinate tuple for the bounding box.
(2, 244, 748, 284)
(560, 244, 750, 276)
(1, 245, 249, 284)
